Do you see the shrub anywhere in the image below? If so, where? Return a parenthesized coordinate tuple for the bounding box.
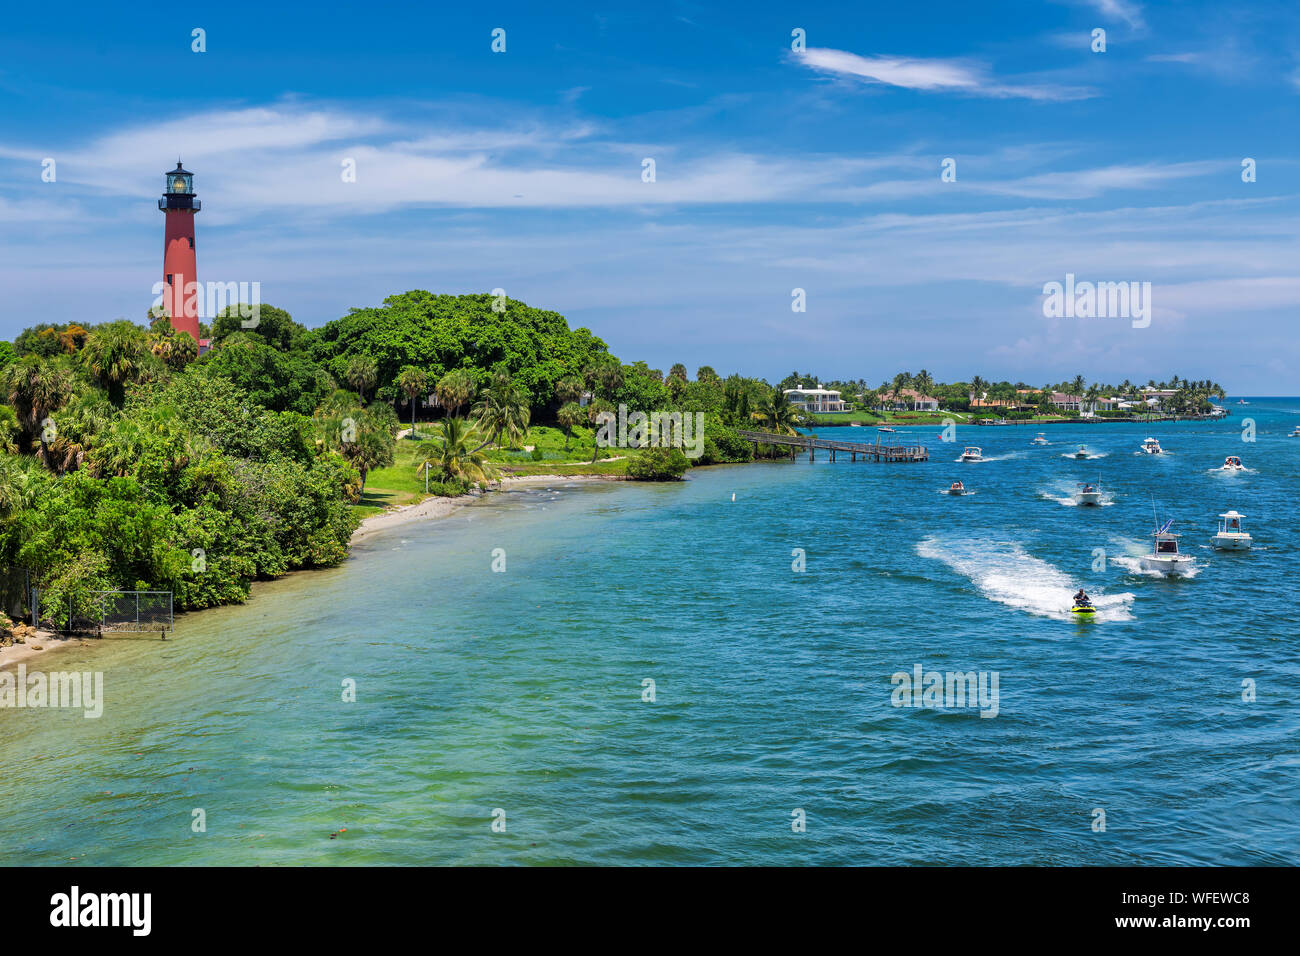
(627, 447, 690, 480)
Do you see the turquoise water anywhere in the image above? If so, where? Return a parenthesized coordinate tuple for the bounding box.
(2, 400, 1297, 865)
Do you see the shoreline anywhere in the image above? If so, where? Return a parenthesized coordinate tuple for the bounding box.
(350, 473, 624, 543)
(1, 475, 622, 670)
(0, 630, 91, 672)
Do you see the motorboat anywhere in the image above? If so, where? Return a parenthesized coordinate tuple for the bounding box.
(1141, 518, 1195, 576)
(960, 446, 983, 462)
(1031, 432, 1049, 445)
(1076, 482, 1102, 506)
(1220, 455, 1245, 471)
(877, 426, 895, 433)
(1290, 426, 1300, 437)
(1212, 510, 1252, 551)
(1140, 437, 1163, 455)
(946, 481, 970, 496)
(1072, 445, 1089, 459)
(1237, 399, 1249, 405)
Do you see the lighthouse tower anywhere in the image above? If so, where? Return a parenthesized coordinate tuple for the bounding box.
(158, 162, 201, 341)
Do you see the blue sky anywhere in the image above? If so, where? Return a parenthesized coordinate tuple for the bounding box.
(2, 0, 1298, 390)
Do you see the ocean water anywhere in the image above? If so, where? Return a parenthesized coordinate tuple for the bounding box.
(2, 400, 1297, 865)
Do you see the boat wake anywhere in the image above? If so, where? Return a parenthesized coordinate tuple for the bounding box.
(1039, 480, 1115, 507)
(1061, 451, 1109, 460)
(1108, 536, 1202, 579)
(1207, 467, 1256, 476)
(917, 537, 1135, 620)
(952, 451, 1021, 463)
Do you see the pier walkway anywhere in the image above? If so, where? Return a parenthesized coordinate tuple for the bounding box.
(736, 430, 929, 463)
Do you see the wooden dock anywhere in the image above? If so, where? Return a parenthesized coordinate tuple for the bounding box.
(736, 429, 929, 463)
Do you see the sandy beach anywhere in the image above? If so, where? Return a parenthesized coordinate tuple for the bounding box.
(0, 630, 90, 671)
(350, 474, 620, 543)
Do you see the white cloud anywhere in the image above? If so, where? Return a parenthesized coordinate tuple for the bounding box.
(794, 48, 1096, 101)
(1085, 0, 1145, 30)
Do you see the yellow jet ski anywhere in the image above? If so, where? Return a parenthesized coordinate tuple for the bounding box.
(1071, 600, 1096, 616)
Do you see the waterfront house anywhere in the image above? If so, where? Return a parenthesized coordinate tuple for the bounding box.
(880, 388, 940, 412)
(784, 386, 848, 414)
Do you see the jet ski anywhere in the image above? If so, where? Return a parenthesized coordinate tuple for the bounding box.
(1070, 594, 1096, 616)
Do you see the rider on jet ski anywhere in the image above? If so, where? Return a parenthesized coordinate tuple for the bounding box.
(1073, 589, 1093, 608)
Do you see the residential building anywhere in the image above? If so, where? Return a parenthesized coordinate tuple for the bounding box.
(784, 386, 847, 413)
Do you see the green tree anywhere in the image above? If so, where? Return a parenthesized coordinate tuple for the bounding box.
(416, 418, 498, 487)
(435, 368, 477, 419)
(557, 401, 583, 451)
(80, 321, 155, 406)
(345, 355, 378, 403)
(396, 366, 429, 435)
(473, 371, 531, 450)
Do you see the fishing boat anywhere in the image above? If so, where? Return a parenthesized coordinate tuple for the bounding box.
(1140, 436, 1163, 455)
(946, 480, 970, 496)
(1211, 510, 1252, 551)
(1072, 445, 1089, 459)
(1031, 432, 1049, 445)
(1220, 455, 1245, 471)
(1141, 516, 1195, 576)
(959, 446, 983, 462)
(1076, 481, 1102, 506)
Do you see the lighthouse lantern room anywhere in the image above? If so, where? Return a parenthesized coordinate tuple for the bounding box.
(158, 162, 201, 341)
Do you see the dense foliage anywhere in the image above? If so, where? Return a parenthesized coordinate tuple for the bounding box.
(0, 293, 796, 627)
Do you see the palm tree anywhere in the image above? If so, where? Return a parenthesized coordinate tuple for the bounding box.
(1085, 383, 1102, 414)
(2, 356, 74, 446)
(1070, 375, 1086, 401)
(557, 401, 583, 451)
(913, 369, 934, 402)
(344, 355, 378, 402)
(80, 321, 154, 406)
(753, 388, 800, 436)
(396, 366, 429, 436)
(970, 375, 987, 403)
(415, 418, 498, 491)
(586, 398, 614, 462)
(473, 372, 531, 451)
(554, 375, 584, 407)
(435, 368, 477, 420)
(584, 357, 623, 399)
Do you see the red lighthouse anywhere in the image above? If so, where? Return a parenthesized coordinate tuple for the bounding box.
(159, 162, 201, 341)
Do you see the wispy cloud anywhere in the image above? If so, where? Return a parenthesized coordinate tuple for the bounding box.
(793, 48, 1095, 102)
(1082, 0, 1146, 31)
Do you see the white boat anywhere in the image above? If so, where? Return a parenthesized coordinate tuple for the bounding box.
(1076, 482, 1102, 506)
(1220, 455, 1245, 471)
(959, 446, 983, 462)
(1141, 519, 1195, 576)
(1290, 426, 1300, 437)
(1140, 437, 1163, 455)
(1072, 445, 1089, 459)
(877, 426, 895, 433)
(1237, 399, 1249, 405)
(1212, 510, 1252, 551)
(1031, 432, 1049, 445)
(946, 481, 970, 496)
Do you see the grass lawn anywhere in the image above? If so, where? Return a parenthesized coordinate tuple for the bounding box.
(353, 424, 626, 520)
